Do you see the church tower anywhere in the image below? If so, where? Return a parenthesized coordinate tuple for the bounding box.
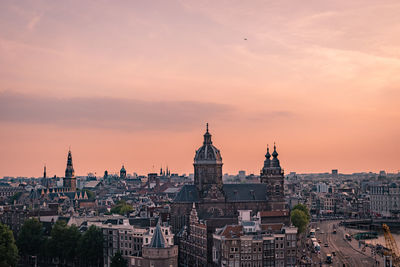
(193, 124, 224, 199)
(260, 144, 285, 210)
(63, 149, 76, 191)
(120, 165, 127, 179)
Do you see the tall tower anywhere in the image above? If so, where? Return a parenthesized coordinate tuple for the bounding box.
(120, 165, 127, 179)
(63, 149, 76, 191)
(193, 124, 223, 199)
(260, 144, 285, 210)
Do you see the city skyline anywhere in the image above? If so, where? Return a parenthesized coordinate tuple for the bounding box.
(1, 0, 400, 176)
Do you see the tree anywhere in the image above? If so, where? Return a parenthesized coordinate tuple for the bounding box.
(110, 251, 127, 267)
(17, 218, 44, 258)
(0, 223, 19, 267)
(292, 204, 311, 221)
(110, 200, 132, 215)
(48, 220, 81, 266)
(291, 209, 308, 233)
(78, 225, 104, 267)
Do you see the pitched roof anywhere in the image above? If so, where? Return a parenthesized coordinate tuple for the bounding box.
(148, 220, 167, 248)
(258, 210, 289, 217)
(219, 225, 243, 238)
(173, 184, 268, 203)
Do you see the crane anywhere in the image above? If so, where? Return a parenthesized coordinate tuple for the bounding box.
(383, 223, 400, 266)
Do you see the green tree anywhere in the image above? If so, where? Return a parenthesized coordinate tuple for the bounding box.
(16, 218, 44, 258)
(292, 204, 311, 221)
(110, 201, 132, 215)
(48, 220, 81, 266)
(110, 251, 127, 267)
(78, 225, 103, 267)
(291, 209, 308, 233)
(0, 223, 19, 267)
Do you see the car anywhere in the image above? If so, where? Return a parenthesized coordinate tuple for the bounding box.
(321, 231, 325, 234)
(324, 243, 329, 247)
(332, 251, 336, 256)
(318, 239, 321, 243)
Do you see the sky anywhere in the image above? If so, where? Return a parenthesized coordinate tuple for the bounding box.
(1, 0, 400, 177)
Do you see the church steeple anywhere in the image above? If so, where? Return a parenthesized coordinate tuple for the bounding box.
(194, 124, 223, 195)
(271, 143, 280, 168)
(264, 145, 271, 168)
(43, 165, 47, 179)
(65, 149, 75, 178)
(64, 149, 76, 191)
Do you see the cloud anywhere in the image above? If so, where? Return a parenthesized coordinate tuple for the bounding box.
(0, 91, 235, 131)
(27, 14, 42, 31)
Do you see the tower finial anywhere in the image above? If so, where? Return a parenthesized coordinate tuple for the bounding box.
(206, 122, 209, 133)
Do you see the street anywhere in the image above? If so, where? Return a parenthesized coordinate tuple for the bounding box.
(308, 220, 382, 267)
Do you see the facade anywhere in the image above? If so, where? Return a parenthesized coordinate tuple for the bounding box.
(178, 204, 208, 267)
(0, 184, 25, 199)
(370, 183, 400, 217)
(90, 219, 177, 267)
(88, 220, 147, 266)
(138, 221, 178, 267)
(171, 125, 289, 265)
(212, 213, 297, 267)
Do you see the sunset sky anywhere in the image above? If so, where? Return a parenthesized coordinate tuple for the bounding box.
(1, 0, 400, 177)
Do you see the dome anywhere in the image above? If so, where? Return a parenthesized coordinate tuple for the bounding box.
(120, 165, 126, 173)
(270, 144, 280, 168)
(194, 124, 222, 164)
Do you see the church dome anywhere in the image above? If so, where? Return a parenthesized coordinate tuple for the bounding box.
(194, 124, 222, 164)
(120, 165, 126, 173)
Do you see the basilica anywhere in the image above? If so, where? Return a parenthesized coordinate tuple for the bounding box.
(170, 125, 289, 264)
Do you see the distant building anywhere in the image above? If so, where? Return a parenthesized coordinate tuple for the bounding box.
(238, 170, 246, 180)
(316, 182, 328, 193)
(331, 169, 338, 179)
(370, 183, 400, 217)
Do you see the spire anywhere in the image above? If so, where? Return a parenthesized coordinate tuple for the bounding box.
(203, 123, 212, 145)
(189, 202, 199, 225)
(271, 142, 280, 168)
(263, 144, 271, 169)
(149, 218, 167, 248)
(43, 165, 47, 179)
(265, 145, 271, 159)
(65, 149, 75, 178)
(272, 142, 278, 158)
(67, 150, 73, 166)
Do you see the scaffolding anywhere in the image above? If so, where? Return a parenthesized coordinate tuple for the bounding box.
(383, 224, 400, 266)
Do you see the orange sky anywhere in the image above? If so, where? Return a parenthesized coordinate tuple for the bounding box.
(1, 0, 399, 177)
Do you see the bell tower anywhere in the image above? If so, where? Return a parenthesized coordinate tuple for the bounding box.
(63, 149, 76, 191)
(260, 143, 285, 210)
(193, 124, 224, 199)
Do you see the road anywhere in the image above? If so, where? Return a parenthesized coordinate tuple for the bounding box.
(312, 220, 381, 267)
